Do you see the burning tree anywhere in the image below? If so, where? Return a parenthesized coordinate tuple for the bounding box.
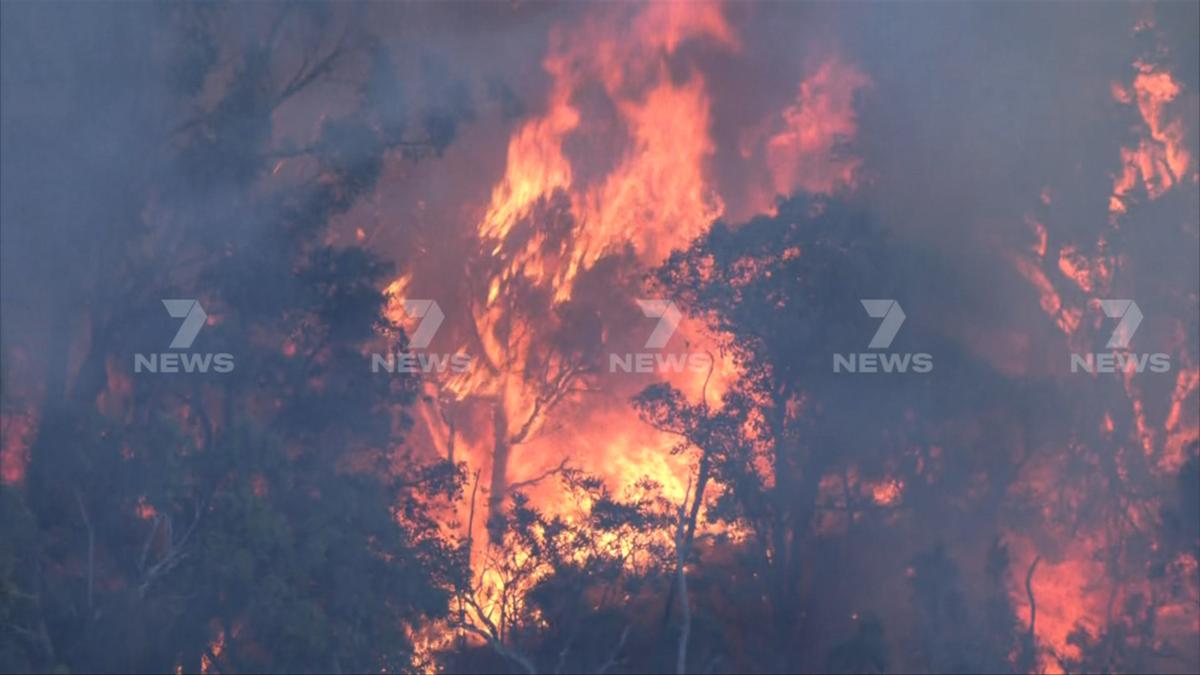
(1, 4, 471, 672)
(634, 194, 1046, 672)
(2, 1, 1197, 674)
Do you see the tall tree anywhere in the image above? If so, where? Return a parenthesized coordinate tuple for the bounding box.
(2, 4, 470, 672)
(637, 194, 1033, 670)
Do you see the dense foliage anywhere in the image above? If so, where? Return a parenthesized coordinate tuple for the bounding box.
(1, 3, 1196, 675)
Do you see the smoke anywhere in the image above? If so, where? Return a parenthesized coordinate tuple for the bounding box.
(1, 2, 167, 396)
(2, 1, 1197, 672)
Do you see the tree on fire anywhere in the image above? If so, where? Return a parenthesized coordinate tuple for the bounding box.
(442, 470, 680, 674)
(3, 3, 1198, 675)
(1, 4, 471, 672)
(631, 195, 1066, 673)
(426, 195, 1050, 673)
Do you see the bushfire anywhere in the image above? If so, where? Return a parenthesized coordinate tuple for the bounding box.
(1, 1, 1197, 674)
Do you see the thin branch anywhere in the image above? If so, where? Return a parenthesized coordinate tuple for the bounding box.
(595, 625, 631, 675)
(139, 515, 162, 573)
(275, 32, 349, 106)
(554, 622, 579, 675)
(138, 494, 205, 598)
(1021, 555, 1043, 672)
(675, 483, 693, 675)
(509, 363, 584, 446)
(507, 459, 570, 494)
(74, 492, 94, 612)
(466, 469, 481, 547)
(699, 350, 715, 413)
(436, 394, 457, 464)
(1025, 555, 1042, 643)
(455, 621, 537, 675)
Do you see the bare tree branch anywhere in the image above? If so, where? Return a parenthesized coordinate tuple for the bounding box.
(507, 459, 570, 494)
(595, 625, 631, 675)
(74, 492, 94, 612)
(675, 485, 693, 675)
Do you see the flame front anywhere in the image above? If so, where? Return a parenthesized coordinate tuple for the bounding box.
(4, 2, 1195, 673)
(374, 0, 875, 641)
(1006, 12, 1199, 671)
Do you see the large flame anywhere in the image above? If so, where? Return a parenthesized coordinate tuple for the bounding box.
(372, 0, 873, 641)
(1006, 14, 1199, 671)
(393, 1, 871, 533)
(1110, 62, 1194, 217)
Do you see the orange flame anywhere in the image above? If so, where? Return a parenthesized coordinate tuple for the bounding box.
(1006, 19, 1199, 667)
(1109, 62, 1195, 217)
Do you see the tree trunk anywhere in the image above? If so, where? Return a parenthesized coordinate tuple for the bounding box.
(487, 401, 510, 541)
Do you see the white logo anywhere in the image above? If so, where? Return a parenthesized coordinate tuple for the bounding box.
(134, 299, 234, 374)
(610, 298, 710, 373)
(372, 299, 470, 374)
(1072, 300, 1169, 374)
(861, 299, 906, 349)
(834, 299, 932, 373)
(1099, 299, 1142, 349)
(162, 299, 208, 349)
(401, 299, 445, 349)
(637, 299, 682, 349)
